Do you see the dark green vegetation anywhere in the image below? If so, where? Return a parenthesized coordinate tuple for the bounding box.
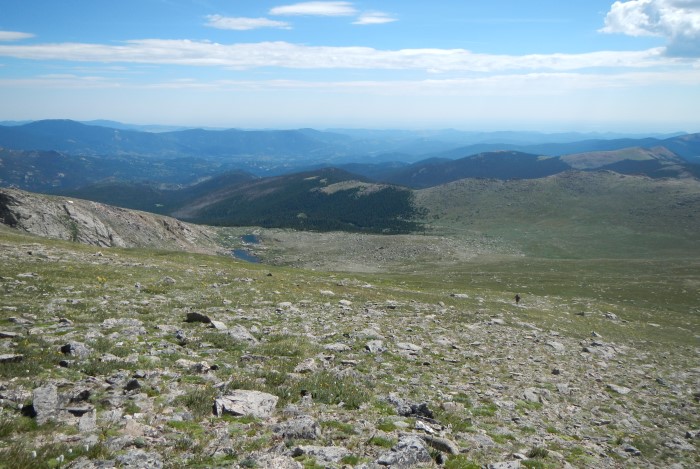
(173, 168, 423, 233)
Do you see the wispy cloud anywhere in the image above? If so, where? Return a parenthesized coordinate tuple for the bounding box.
(0, 31, 35, 41)
(0, 40, 673, 72)
(270, 1, 356, 17)
(600, 0, 700, 57)
(353, 12, 397, 25)
(205, 15, 291, 31)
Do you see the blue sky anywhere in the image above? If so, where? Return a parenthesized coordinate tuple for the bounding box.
(0, 0, 698, 131)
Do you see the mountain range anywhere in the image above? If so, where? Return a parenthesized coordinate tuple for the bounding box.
(1, 119, 699, 233)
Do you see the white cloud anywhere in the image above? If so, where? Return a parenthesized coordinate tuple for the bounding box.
(0, 40, 673, 72)
(0, 31, 35, 41)
(270, 1, 356, 16)
(205, 15, 291, 31)
(353, 12, 397, 25)
(600, 0, 700, 56)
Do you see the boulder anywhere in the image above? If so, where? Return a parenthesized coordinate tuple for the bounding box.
(214, 390, 278, 419)
(225, 325, 258, 344)
(273, 415, 321, 440)
(115, 449, 163, 468)
(376, 435, 432, 468)
(32, 384, 59, 424)
(60, 341, 93, 358)
(292, 445, 351, 464)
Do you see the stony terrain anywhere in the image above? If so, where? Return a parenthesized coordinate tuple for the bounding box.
(0, 221, 698, 468)
(0, 188, 221, 253)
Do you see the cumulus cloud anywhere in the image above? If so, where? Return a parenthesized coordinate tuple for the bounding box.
(353, 12, 397, 25)
(600, 0, 700, 56)
(0, 31, 35, 41)
(0, 40, 670, 72)
(270, 1, 356, 16)
(205, 15, 291, 31)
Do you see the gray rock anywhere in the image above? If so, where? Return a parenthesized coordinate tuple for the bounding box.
(386, 394, 434, 418)
(523, 388, 541, 403)
(210, 320, 227, 330)
(0, 331, 20, 339)
(292, 445, 351, 464)
(487, 462, 521, 469)
(250, 454, 302, 469)
(376, 435, 432, 468)
(0, 353, 23, 363)
(607, 384, 631, 395)
(225, 325, 258, 344)
(366, 339, 386, 353)
(78, 409, 97, 433)
(420, 434, 460, 455)
(324, 342, 351, 352)
(32, 384, 59, 424)
(294, 358, 318, 374)
(396, 342, 422, 354)
(214, 390, 278, 419)
(546, 341, 565, 352)
(60, 341, 92, 358)
(115, 449, 163, 468)
(274, 415, 321, 440)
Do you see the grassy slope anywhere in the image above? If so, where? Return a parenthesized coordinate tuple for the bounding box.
(415, 171, 700, 259)
(2, 221, 698, 467)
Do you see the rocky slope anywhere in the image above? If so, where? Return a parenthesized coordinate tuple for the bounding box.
(0, 188, 221, 253)
(0, 224, 697, 468)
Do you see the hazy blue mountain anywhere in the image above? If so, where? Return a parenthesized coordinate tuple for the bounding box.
(379, 151, 571, 188)
(0, 148, 250, 192)
(430, 133, 700, 164)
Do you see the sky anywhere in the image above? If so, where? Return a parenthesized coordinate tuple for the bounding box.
(0, 0, 699, 132)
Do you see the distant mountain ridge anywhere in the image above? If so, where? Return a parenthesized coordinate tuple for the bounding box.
(0, 119, 696, 165)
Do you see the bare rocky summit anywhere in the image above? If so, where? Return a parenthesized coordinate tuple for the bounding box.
(0, 187, 221, 253)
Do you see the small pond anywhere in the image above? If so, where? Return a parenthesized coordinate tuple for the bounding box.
(232, 249, 260, 263)
(232, 234, 261, 263)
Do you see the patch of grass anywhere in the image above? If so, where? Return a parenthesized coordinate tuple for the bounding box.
(376, 419, 398, 432)
(522, 460, 551, 469)
(471, 401, 498, 417)
(279, 371, 372, 409)
(527, 446, 549, 459)
(516, 400, 543, 412)
(81, 359, 128, 377)
(444, 454, 481, 469)
(452, 392, 473, 408)
(256, 334, 319, 358)
(0, 440, 111, 469)
(167, 420, 205, 439)
(321, 420, 357, 435)
(340, 455, 360, 465)
(174, 385, 217, 418)
(435, 408, 473, 432)
(566, 446, 595, 466)
(368, 436, 395, 448)
(490, 432, 516, 444)
(0, 336, 60, 380)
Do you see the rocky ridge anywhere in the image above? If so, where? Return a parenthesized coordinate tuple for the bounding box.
(0, 187, 221, 253)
